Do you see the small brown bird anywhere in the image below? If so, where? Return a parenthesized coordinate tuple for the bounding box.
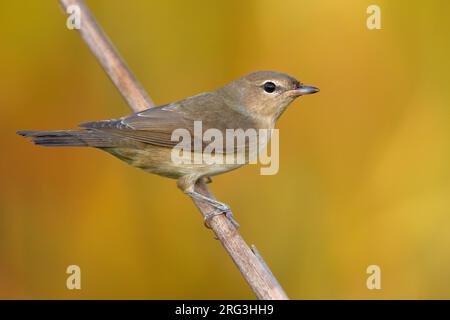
(18, 71, 319, 226)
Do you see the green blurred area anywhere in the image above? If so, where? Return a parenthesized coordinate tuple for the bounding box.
(0, 0, 450, 299)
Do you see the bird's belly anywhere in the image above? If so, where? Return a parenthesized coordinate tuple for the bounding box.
(102, 145, 244, 179)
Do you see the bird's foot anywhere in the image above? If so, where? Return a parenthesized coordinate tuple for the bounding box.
(204, 207, 240, 229)
(186, 190, 240, 229)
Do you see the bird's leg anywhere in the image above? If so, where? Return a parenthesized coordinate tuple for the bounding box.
(177, 176, 239, 229)
(185, 190, 240, 229)
(186, 189, 229, 210)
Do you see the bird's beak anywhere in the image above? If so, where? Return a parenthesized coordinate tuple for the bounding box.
(290, 84, 320, 96)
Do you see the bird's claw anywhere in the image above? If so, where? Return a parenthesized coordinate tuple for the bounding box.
(203, 206, 240, 229)
(185, 190, 239, 229)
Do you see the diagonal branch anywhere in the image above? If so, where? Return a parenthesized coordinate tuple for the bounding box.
(59, 0, 288, 300)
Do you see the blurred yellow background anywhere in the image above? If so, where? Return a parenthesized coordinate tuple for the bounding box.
(1, 0, 449, 299)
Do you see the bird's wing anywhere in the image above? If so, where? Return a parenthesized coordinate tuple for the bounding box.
(80, 92, 257, 150)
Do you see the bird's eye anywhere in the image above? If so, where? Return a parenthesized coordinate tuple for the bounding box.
(263, 81, 276, 93)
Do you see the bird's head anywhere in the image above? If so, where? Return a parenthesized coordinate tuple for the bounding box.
(220, 70, 319, 123)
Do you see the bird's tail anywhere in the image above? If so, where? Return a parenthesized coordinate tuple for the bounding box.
(17, 129, 118, 147)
